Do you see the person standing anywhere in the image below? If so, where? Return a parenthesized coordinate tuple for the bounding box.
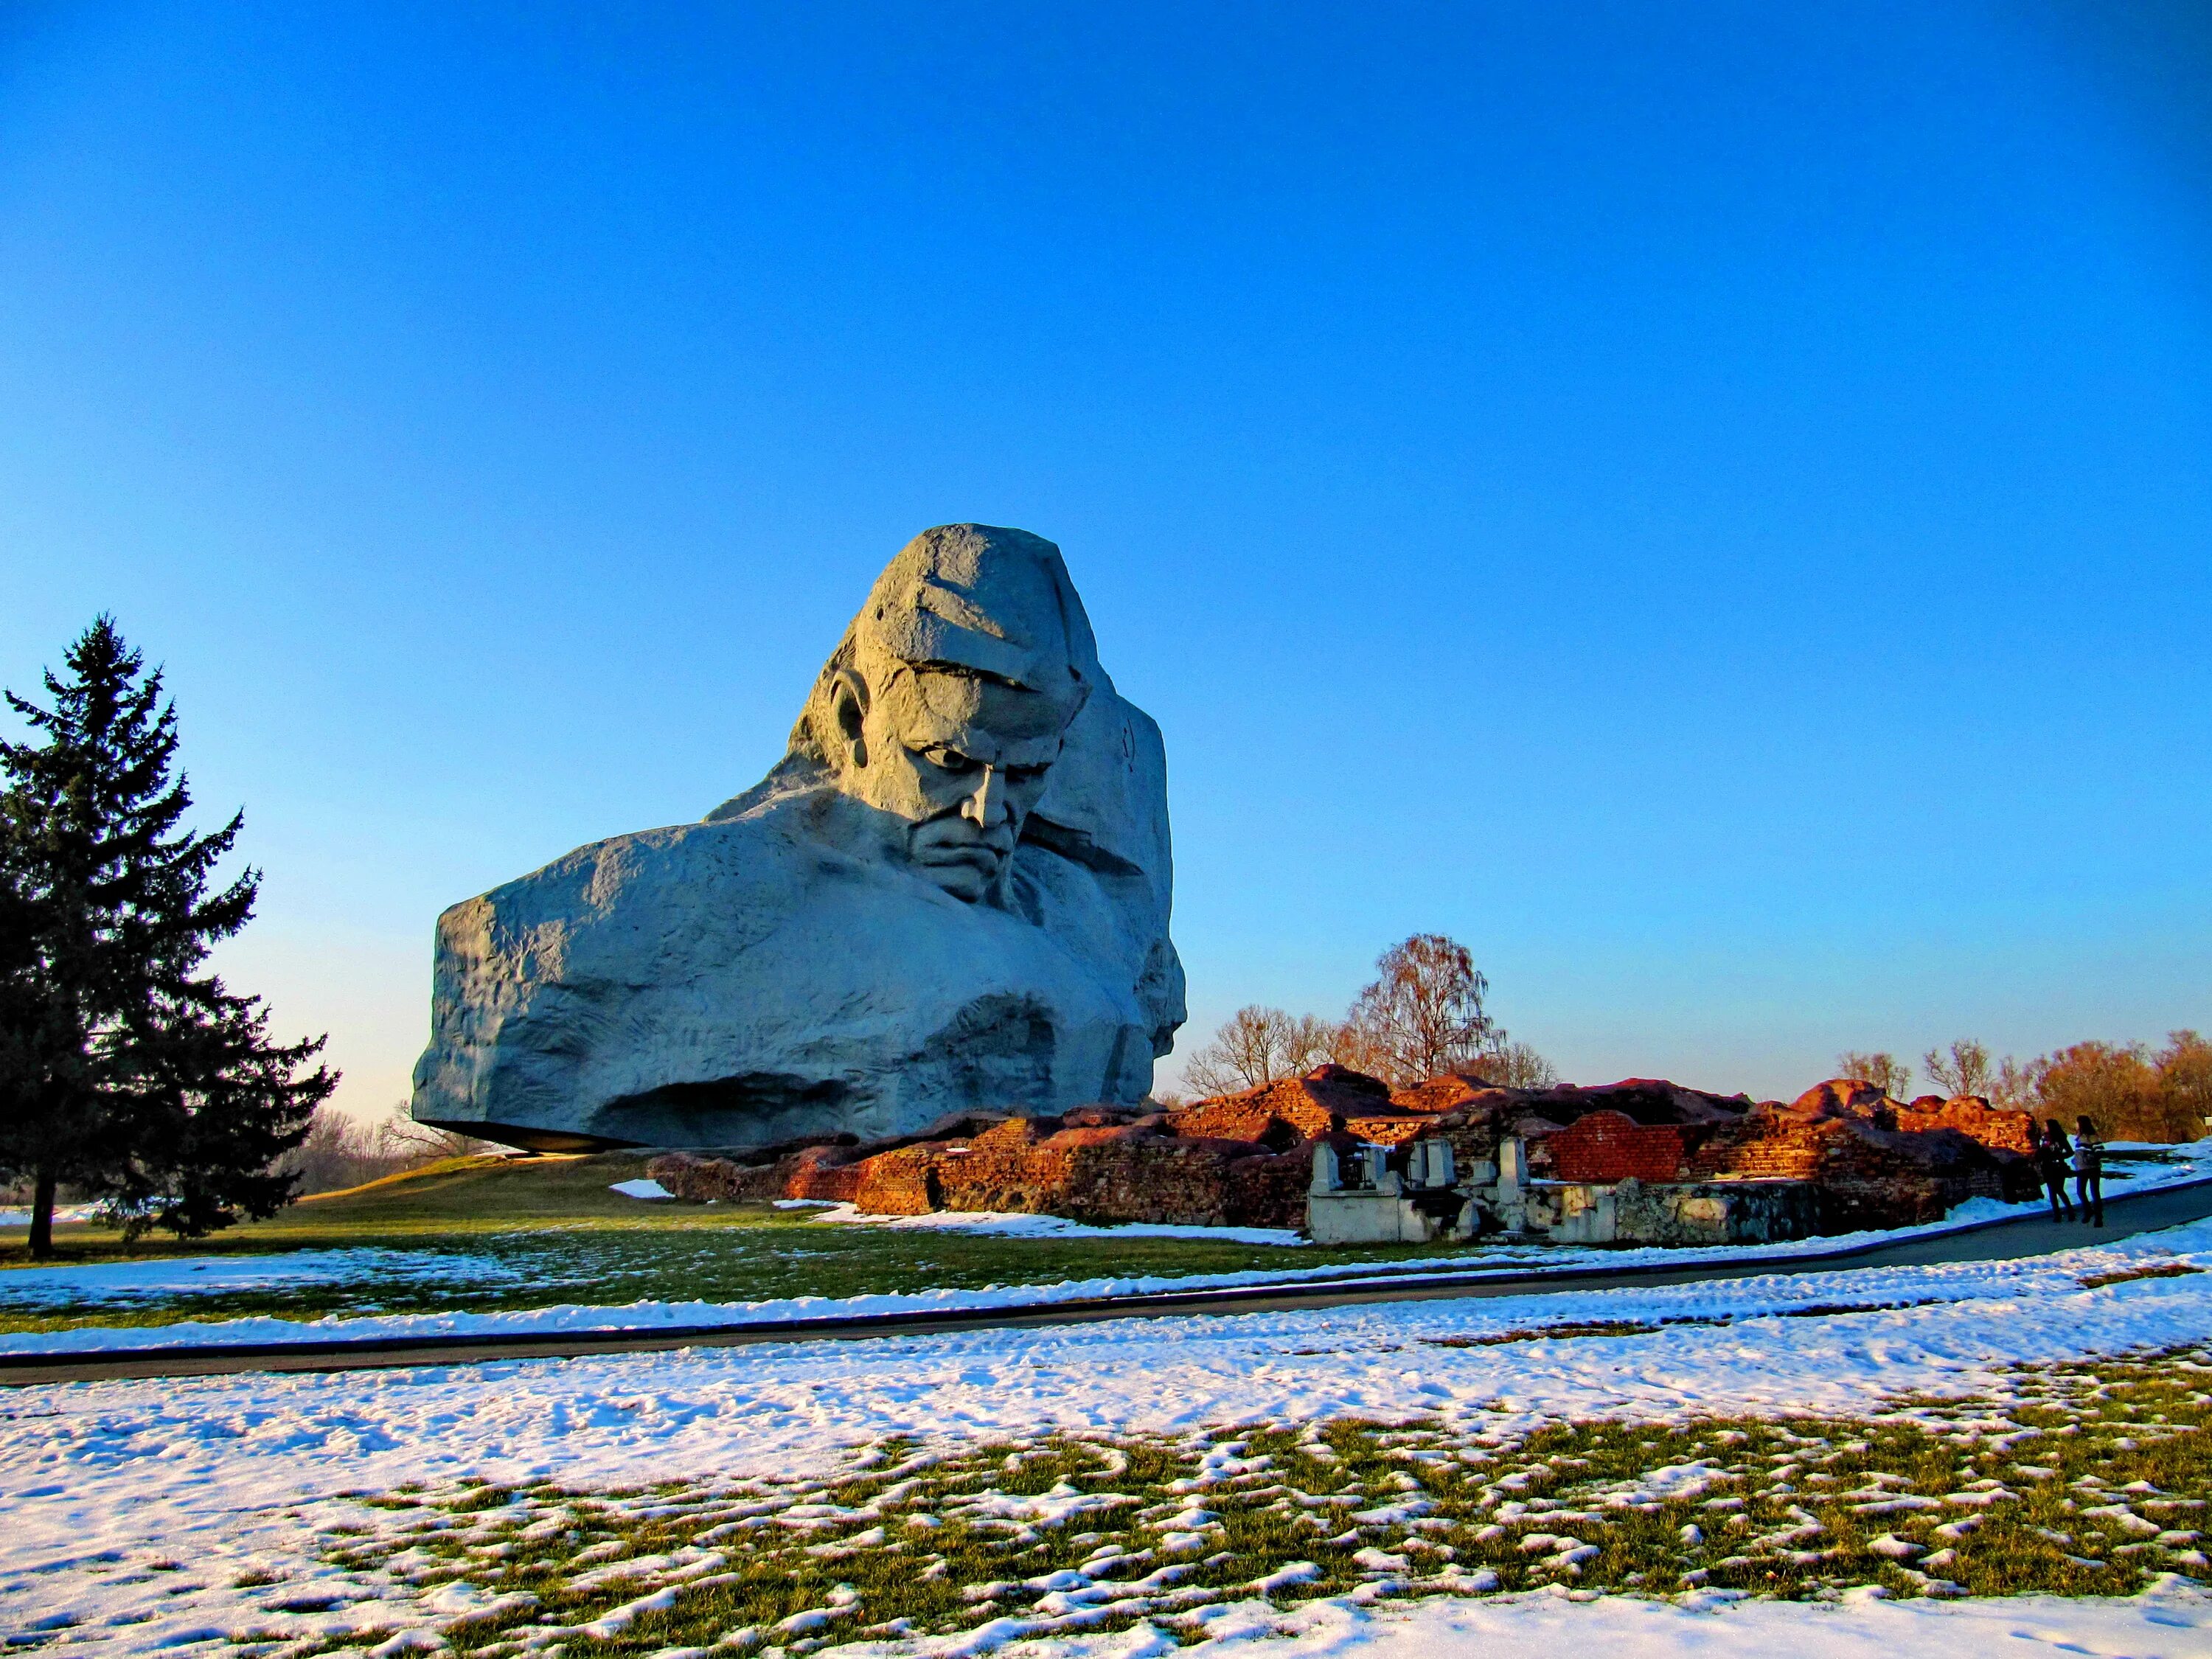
(2073, 1117, 2105, 1228)
(2035, 1119, 2076, 1221)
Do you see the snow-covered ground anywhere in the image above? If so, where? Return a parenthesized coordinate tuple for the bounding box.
(758, 1191, 1310, 1245)
(1023, 1582, 2212, 1659)
(793, 1203, 1311, 1246)
(0, 1250, 517, 1309)
(8, 1150, 2207, 1355)
(3, 1217, 2209, 1655)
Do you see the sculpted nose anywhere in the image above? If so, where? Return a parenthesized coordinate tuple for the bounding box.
(963, 765, 1008, 827)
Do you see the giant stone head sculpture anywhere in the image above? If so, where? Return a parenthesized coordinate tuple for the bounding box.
(792, 525, 1094, 903)
(415, 524, 1186, 1152)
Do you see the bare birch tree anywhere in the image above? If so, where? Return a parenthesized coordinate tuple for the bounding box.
(1335, 933, 1500, 1088)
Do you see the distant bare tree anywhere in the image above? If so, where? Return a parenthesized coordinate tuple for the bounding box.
(1991, 1054, 2042, 1113)
(1922, 1039, 1994, 1099)
(1183, 1006, 1285, 1096)
(1834, 1051, 1912, 1099)
(1955, 1033, 2211, 1141)
(1181, 1006, 1341, 1097)
(1335, 934, 1500, 1088)
(1279, 1013, 1339, 1077)
(1478, 1040, 1559, 1090)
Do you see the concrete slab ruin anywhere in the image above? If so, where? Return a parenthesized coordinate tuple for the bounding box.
(1304, 1127, 1818, 1247)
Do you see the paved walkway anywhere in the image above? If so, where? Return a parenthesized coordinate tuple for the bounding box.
(5, 1176, 2207, 1387)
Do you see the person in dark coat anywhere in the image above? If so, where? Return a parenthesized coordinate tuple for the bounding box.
(2073, 1116, 2105, 1227)
(2034, 1119, 2075, 1220)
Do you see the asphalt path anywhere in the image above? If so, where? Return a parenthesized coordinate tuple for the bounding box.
(4, 1175, 2208, 1388)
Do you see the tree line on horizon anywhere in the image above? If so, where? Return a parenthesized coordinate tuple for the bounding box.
(1836, 1035, 2211, 1144)
(1171, 940, 2208, 1147)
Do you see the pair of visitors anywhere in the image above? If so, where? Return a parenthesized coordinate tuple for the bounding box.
(2073, 1117, 2105, 1227)
(2033, 1120, 2074, 1220)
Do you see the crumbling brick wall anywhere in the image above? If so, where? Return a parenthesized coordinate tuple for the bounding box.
(1684, 1098, 2032, 1231)
(1898, 1096, 2037, 1157)
(1550, 1110, 1696, 1183)
(648, 1144, 862, 1203)
(1388, 1074, 1498, 1116)
(660, 1115, 1313, 1230)
(1338, 1113, 1437, 1147)
(846, 1146, 939, 1214)
(645, 1068, 2034, 1240)
(921, 1118, 1067, 1214)
(1165, 1099, 1308, 1147)
(1220, 1148, 1313, 1228)
(1056, 1133, 1305, 1227)
(1164, 1065, 1391, 1141)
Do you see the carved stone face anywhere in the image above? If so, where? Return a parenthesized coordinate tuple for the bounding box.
(828, 664, 1068, 902)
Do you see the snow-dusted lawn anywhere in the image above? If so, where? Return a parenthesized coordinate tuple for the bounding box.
(3, 1220, 2209, 1657)
(10, 1147, 2209, 1356)
(792, 1203, 1311, 1247)
(0, 1251, 518, 1309)
(6, 1141, 2203, 1352)
(1040, 1583, 2212, 1659)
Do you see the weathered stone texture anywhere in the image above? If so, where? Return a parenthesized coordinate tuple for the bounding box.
(1679, 1081, 2039, 1231)
(1896, 1093, 2038, 1155)
(1599, 1175, 1818, 1246)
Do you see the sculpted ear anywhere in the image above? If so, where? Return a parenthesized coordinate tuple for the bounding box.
(829, 669, 869, 769)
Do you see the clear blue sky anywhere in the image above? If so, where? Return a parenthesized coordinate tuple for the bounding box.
(4, 2, 2208, 1116)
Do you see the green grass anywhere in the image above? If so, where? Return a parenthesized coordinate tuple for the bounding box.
(212, 1346, 2211, 1658)
(0, 1154, 1516, 1332)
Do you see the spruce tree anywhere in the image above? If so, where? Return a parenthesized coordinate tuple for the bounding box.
(0, 617, 333, 1256)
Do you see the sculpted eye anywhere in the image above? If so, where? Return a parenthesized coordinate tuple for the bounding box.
(917, 746, 979, 773)
(1007, 763, 1051, 783)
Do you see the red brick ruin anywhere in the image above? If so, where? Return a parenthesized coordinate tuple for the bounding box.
(650, 1064, 2045, 1239)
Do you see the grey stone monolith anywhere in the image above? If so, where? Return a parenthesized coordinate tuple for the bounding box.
(411, 525, 1185, 1150)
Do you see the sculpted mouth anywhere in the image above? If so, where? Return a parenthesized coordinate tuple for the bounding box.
(914, 845, 1005, 873)
(908, 824, 1012, 877)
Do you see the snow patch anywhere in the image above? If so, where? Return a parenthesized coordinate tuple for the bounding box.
(0, 1247, 516, 1307)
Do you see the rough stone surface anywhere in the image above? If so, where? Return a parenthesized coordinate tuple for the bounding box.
(413, 526, 1185, 1151)
(1541, 1175, 1820, 1246)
